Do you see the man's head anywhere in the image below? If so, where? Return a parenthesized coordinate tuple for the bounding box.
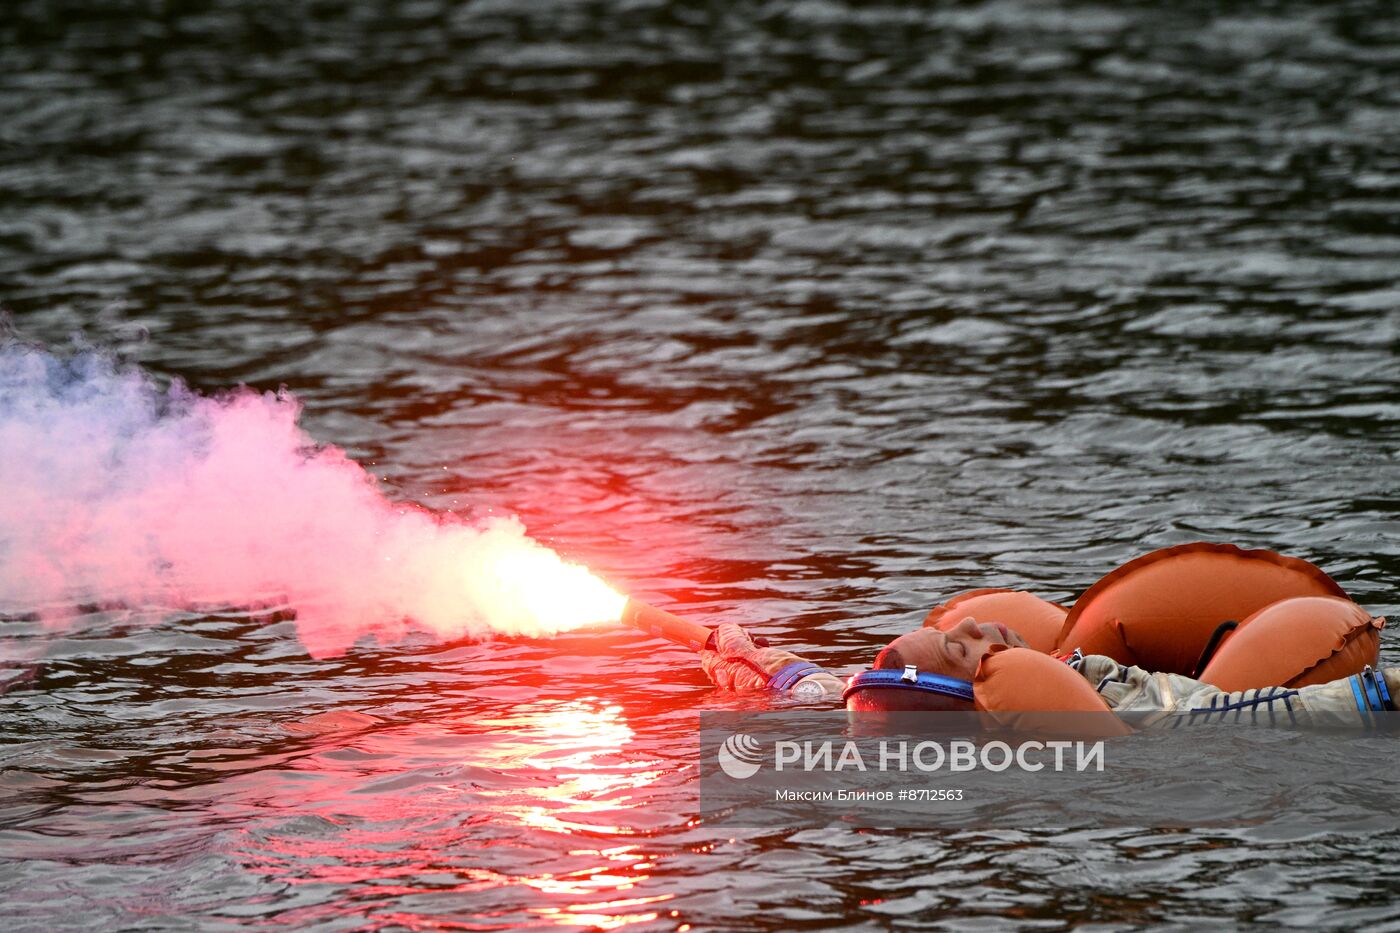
(876, 616, 1029, 680)
(843, 617, 1030, 712)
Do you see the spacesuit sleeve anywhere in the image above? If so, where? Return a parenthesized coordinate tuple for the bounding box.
(1069, 653, 1400, 726)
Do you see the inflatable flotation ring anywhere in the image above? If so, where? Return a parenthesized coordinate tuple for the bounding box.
(1054, 543, 1380, 688)
(1199, 595, 1383, 691)
(1055, 543, 1346, 673)
(973, 644, 1133, 735)
(904, 543, 1384, 713)
(923, 588, 1066, 653)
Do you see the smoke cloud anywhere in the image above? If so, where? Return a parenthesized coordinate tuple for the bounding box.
(0, 342, 623, 657)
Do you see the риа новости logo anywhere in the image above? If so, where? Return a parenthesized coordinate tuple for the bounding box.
(716, 733, 764, 779)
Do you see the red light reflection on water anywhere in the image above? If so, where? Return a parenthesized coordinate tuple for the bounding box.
(236, 698, 674, 929)
(478, 701, 666, 838)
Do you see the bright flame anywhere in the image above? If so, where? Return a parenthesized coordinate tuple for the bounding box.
(479, 545, 628, 636)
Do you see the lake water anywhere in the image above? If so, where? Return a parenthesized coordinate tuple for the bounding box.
(2, 0, 1399, 928)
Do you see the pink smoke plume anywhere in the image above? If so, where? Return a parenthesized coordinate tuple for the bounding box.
(0, 343, 625, 657)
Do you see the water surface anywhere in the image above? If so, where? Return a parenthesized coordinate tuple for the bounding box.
(2, 0, 1399, 928)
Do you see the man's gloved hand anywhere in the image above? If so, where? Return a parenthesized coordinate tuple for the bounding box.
(700, 623, 843, 698)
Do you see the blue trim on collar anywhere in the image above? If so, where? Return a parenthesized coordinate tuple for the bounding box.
(842, 668, 975, 704)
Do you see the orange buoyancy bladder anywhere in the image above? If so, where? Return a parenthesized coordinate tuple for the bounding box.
(1055, 543, 1348, 675)
(1200, 596, 1385, 692)
(923, 588, 1067, 653)
(973, 645, 1133, 735)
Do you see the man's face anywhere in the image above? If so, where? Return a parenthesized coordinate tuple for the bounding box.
(875, 616, 1031, 680)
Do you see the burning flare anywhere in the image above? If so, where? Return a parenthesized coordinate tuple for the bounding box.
(0, 343, 636, 657)
(482, 547, 628, 636)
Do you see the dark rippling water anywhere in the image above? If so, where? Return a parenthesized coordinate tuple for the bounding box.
(3, 0, 1399, 928)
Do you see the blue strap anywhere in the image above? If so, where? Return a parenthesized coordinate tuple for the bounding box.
(767, 661, 825, 692)
(1350, 675, 1372, 713)
(1362, 666, 1395, 712)
(1372, 667, 1395, 711)
(1361, 668, 1383, 711)
(1188, 688, 1300, 721)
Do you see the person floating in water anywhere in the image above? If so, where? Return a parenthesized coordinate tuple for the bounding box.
(699, 543, 1395, 726)
(701, 618, 1397, 725)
